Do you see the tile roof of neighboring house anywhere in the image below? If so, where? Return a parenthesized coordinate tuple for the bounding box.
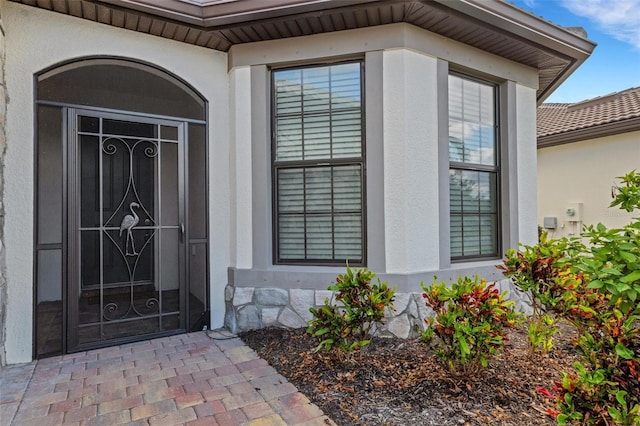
(537, 87, 640, 147)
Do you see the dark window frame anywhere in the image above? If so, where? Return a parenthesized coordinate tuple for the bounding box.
(271, 60, 367, 266)
(448, 72, 501, 262)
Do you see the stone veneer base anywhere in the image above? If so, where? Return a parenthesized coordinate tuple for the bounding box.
(224, 279, 532, 339)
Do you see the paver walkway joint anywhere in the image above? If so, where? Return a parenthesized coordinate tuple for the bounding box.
(0, 330, 335, 426)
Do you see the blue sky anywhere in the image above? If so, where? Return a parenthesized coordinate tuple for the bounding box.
(509, 0, 640, 103)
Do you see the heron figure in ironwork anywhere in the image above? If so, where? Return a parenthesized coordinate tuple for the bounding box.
(120, 202, 140, 256)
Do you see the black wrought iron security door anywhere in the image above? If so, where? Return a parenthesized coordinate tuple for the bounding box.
(68, 110, 186, 350)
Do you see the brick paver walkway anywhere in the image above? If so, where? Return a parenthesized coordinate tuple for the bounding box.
(0, 331, 334, 425)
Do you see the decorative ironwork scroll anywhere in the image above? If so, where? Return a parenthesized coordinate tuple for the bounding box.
(99, 137, 160, 321)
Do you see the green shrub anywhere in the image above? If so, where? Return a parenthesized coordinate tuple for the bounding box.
(512, 171, 640, 425)
(610, 170, 640, 213)
(499, 233, 584, 316)
(527, 313, 558, 356)
(420, 276, 523, 376)
(307, 265, 396, 352)
(556, 172, 640, 425)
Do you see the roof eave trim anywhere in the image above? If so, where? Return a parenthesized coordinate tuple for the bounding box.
(536, 58, 579, 105)
(98, 0, 384, 27)
(538, 116, 640, 148)
(435, 0, 596, 58)
(429, 0, 596, 103)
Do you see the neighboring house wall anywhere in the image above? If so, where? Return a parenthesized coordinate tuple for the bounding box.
(225, 23, 539, 334)
(1, 1, 230, 363)
(537, 130, 640, 238)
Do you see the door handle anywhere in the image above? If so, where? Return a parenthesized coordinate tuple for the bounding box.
(179, 223, 185, 243)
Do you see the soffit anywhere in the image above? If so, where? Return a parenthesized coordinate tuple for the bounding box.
(11, 0, 596, 103)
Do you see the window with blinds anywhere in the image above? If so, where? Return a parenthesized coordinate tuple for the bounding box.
(448, 74, 500, 260)
(272, 62, 365, 264)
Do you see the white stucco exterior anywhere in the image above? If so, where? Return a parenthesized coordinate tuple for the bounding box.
(229, 66, 253, 269)
(382, 49, 440, 274)
(225, 24, 541, 294)
(538, 131, 640, 238)
(516, 84, 539, 246)
(1, 2, 547, 363)
(2, 1, 230, 363)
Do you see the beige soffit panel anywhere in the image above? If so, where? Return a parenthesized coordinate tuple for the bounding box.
(10, 0, 596, 103)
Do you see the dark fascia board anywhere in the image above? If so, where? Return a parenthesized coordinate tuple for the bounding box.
(98, 0, 383, 27)
(438, 0, 595, 59)
(433, 0, 596, 104)
(200, 0, 384, 27)
(85, 0, 596, 103)
(100, 0, 597, 60)
(537, 59, 580, 105)
(537, 116, 640, 148)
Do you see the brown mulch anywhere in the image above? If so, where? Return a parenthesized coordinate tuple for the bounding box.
(240, 323, 579, 426)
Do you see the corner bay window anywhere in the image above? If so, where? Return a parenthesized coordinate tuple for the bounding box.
(272, 62, 365, 264)
(449, 74, 500, 260)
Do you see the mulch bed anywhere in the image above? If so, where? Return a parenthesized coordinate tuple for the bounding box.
(240, 323, 579, 425)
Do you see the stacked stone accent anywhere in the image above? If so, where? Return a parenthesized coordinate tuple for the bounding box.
(0, 12, 7, 367)
(224, 278, 531, 338)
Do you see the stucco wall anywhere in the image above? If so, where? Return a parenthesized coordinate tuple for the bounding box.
(515, 84, 539, 246)
(223, 24, 540, 333)
(0, 8, 7, 367)
(1, 2, 543, 362)
(228, 23, 540, 294)
(229, 66, 253, 270)
(537, 131, 640, 238)
(382, 49, 440, 274)
(1, 1, 230, 363)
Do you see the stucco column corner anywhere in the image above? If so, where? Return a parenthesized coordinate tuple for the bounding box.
(0, 11, 8, 367)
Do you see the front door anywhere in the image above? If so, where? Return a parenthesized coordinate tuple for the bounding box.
(67, 109, 186, 351)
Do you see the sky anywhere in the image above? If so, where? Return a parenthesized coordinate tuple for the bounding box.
(509, 0, 640, 104)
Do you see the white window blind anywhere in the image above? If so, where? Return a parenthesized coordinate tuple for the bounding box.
(273, 62, 364, 264)
(449, 74, 499, 259)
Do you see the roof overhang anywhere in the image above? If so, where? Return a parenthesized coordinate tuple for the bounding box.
(11, 0, 596, 103)
(538, 116, 640, 148)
